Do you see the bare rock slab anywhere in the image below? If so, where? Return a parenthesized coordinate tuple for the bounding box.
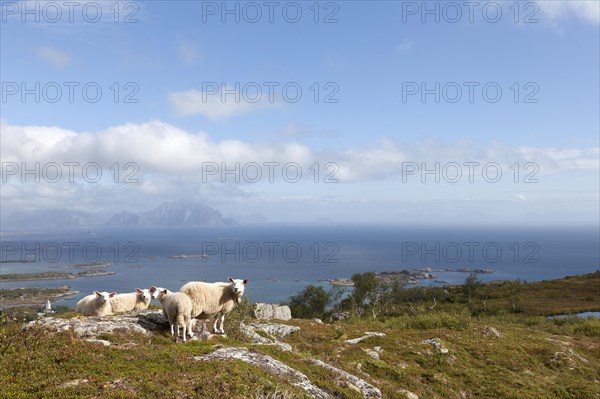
(345, 332, 386, 345)
(310, 358, 382, 399)
(195, 347, 332, 399)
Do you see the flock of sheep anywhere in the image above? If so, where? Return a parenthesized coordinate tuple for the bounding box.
(75, 277, 248, 342)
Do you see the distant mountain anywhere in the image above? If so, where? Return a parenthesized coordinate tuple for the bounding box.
(2, 209, 102, 229)
(227, 213, 268, 224)
(106, 211, 139, 227)
(106, 201, 237, 227)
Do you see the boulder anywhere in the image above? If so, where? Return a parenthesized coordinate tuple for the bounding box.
(331, 312, 349, 322)
(253, 303, 292, 320)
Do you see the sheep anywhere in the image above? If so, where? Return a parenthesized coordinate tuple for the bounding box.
(75, 291, 116, 316)
(109, 288, 152, 313)
(154, 288, 194, 342)
(180, 277, 248, 334)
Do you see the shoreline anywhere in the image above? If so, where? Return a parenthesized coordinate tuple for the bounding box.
(0, 270, 116, 282)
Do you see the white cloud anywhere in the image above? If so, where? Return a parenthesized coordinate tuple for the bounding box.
(537, 0, 600, 25)
(1, 120, 598, 218)
(36, 47, 71, 68)
(169, 87, 280, 119)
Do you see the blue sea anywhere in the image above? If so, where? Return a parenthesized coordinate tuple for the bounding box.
(0, 225, 598, 308)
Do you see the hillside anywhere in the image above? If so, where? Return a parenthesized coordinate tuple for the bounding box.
(1, 273, 599, 398)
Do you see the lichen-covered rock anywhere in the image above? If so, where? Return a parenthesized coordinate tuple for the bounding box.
(310, 358, 382, 398)
(251, 322, 300, 338)
(421, 338, 449, 354)
(195, 347, 332, 398)
(345, 332, 386, 345)
(253, 303, 292, 320)
(397, 388, 419, 399)
(28, 310, 168, 339)
(331, 312, 350, 322)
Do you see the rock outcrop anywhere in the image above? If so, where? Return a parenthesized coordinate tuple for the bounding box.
(28, 310, 168, 338)
(195, 347, 333, 399)
(345, 332, 386, 345)
(253, 303, 292, 320)
(251, 322, 300, 338)
(309, 359, 382, 398)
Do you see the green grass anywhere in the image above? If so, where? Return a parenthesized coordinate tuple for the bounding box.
(1, 273, 599, 398)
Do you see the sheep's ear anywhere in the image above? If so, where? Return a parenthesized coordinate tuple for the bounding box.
(149, 286, 156, 292)
(228, 276, 234, 283)
(243, 279, 248, 284)
(109, 292, 117, 298)
(135, 288, 142, 294)
(94, 291, 101, 296)
(162, 289, 168, 294)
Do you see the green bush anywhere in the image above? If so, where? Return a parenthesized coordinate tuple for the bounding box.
(288, 285, 331, 319)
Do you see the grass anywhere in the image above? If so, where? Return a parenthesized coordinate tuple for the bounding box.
(1, 273, 599, 398)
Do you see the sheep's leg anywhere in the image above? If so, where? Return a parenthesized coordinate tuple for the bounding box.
(212, 315, 219, 334)
(181, 325, 186, 343)
(187, 321, 195, 338)
(218, 314, 225, 334)
(171, 324, 177, 341)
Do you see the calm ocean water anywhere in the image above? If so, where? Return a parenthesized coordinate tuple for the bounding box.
(1, 225, 598, 307)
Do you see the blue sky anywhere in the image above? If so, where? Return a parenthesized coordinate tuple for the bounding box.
(1, 0, 599, 224)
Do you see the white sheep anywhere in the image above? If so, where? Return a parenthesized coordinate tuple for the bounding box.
(180, 277, 248, 334)
(75, 291, 116, 316)
(154, 288, 194, 342)
(109, 288, 152, 313)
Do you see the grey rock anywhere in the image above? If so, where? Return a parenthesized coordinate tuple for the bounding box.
(331, 312, 349, 322)
(251, 322, 300, 338)
(481, 325, 503, 338)
(195, 347, 333, 398)
(397, 388, 419, 399)
(29, 310, 168, 339)
(85, 338, 111, 346)
(240, 323, 294, 352)
(421, 338, 448, 354)
(345, 332, 386, 345)
(240, 322, 273, 344)
(253, 303, 292, 320)
(310, 358, 382, 398)
(363, 349, 379, 360)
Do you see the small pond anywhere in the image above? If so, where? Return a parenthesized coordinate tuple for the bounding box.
(547, 311, 600, 319)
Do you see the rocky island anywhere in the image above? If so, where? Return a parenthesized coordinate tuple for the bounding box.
(327, 268, 495, 287)
(0, 285, 79, 308)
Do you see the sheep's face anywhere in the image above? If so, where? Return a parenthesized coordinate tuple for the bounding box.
(136, 288, 152, 303)
(149, 286, 165, 299)
(94, 291, 116, 304)
(228, 277, 248, 299)
(155, 288, 170, 301)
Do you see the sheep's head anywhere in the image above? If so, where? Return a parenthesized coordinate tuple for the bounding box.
(228, 277, 248, 302)
(135, 288, 152, 304)
(94, 291, 116, 304)
(149, 286, 165, 299)
(154, 288, 171, 301)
